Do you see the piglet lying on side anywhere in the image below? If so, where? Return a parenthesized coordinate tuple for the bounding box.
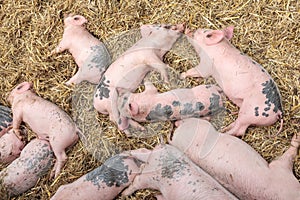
(169, 118, 300, 199)
(118, 81, 223, 132)
(8, 82, 79, 178)
(0, 105, 12, 137)
(50, 153, 143, 200)
(93, 24, 185, 131)
(51, 14, 111, 85)
(0, 129, 25, 164)
(181, 26, 283, 136)
(122, 144, 237, 200)
(0, 139, 54, 197)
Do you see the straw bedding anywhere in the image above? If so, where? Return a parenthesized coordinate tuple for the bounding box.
(0, 0, 299, 199)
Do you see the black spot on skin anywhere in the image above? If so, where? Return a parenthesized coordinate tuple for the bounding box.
(160, 152, 187, 179)
(262, 112, 269, 117)
(252, 60, 257, 65)
(205, 85, 212, 89)
(195, 102, 205, 111)
(146, 104, 173, 121)
(0, 105, 12, 128)
(261, 79, 283, 114)
(95, 76, 110, 100)
(179, 103, 194, 115)
(208, 93, 222, 114)
(24, 143, 54, 175)
(254, 106, 259, 116)
(172, 101, 180, 107)
(89, 45, 111, 72)
(118, 118, 122, 125)
(261, 69, 265, 72)
(85, 155, 133, 188)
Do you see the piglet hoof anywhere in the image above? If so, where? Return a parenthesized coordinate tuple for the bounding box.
(291, 133, 300, 148)
(180, 72, 187, 79)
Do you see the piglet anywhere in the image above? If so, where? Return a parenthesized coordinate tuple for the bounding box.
(118, 81, 223, 132)
(8, 82, 79, 178)
(50, 153, 143, 200)
(0, 105, 12, 137)
(122, 144, 237, 200)
(93, 24, 185, 131)
(0, 129, 25, 164)
(51, 14, 111, 85)
(169, 118, 300, 199)
(181, 26, 283, 136)
(0, 139, 54, 197)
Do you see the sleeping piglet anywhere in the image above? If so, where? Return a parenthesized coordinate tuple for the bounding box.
(122, 144, 237, 200)
(93, 24, 185, 131)
(0, 129, 25, 164)
(0, 105, 12, 137)
(0, 139, 54, 197)
(50, 153, 143, 200)
(169, 118, 300, 199)
(8, 82, 79, 178)
(181, 26, 283, 136)
(117, 81, 223, 133)
(51, 14, 111, 85)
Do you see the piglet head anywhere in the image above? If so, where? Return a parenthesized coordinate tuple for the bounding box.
(64, 14, 87, 27)
(8, 82, 33, 104)
(193, 26, 234, 46)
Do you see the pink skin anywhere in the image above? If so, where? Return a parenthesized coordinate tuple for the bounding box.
(0, 129, 25, 164)
(51, 14, 111, 85)
(122, 145, 237, 200)
(0, 139, 54, 197)
(8, 82, 79, 179)
(181, 26, 283, 136)
(117, 81, 223, 133)
(169, 118, 300, 199)
(93, 24, 185, 131)
(50, 153, 142, 200)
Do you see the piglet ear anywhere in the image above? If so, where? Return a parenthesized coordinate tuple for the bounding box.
(129, 102, 139, 116)
(223, 26, 234, 40)
(72, 15, 87, 26)
(16, 82, 32, 94)
(204, 30, 225, 45)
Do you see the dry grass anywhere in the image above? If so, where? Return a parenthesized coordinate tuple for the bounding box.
(0, 0, 299, 199)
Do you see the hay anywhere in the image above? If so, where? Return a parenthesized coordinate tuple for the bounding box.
(0, 0, 299, 199)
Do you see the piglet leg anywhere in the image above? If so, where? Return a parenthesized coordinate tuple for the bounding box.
(269, 133, 300, 171)
(180, 67, 202, 79)
(143, 81, 158, 95)
(65, 71, 80, 85)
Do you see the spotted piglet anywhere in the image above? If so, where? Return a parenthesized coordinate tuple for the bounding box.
(122, 144, 237, 200)
(50, 153, 143, 200)
(169, 118, 300, 199)
(0, 105, 12, 137)
(117, 81, 223, 133)
(0, 139, 54, 197)
(51, 14, 111, 85)
(0, 129, 25, 164)
(93, 24, 185, 131)
(181, 26, 283, 136)
(8, 82, 79, 178)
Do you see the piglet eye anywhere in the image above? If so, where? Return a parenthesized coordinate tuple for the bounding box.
(17, 85, 23, 90)
(129, 103, 132, 109)
(206, 34, 212, 38)
(74, 17, 79, 20)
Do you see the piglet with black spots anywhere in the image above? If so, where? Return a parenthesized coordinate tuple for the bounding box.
(51, 14, 111, 85)
(50, 153, 143, 200)
(0, 129, 25, 164)
(181, 26, 283, 136)
(0, 105, 12, 137)
(8, 82, 79, 178)
(122, 144, 237, 200)
(93, 24, 185, 131)
(0, 139, 54, 197)
(169, 118, 300, 199)
(118, 81, 223, 133)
